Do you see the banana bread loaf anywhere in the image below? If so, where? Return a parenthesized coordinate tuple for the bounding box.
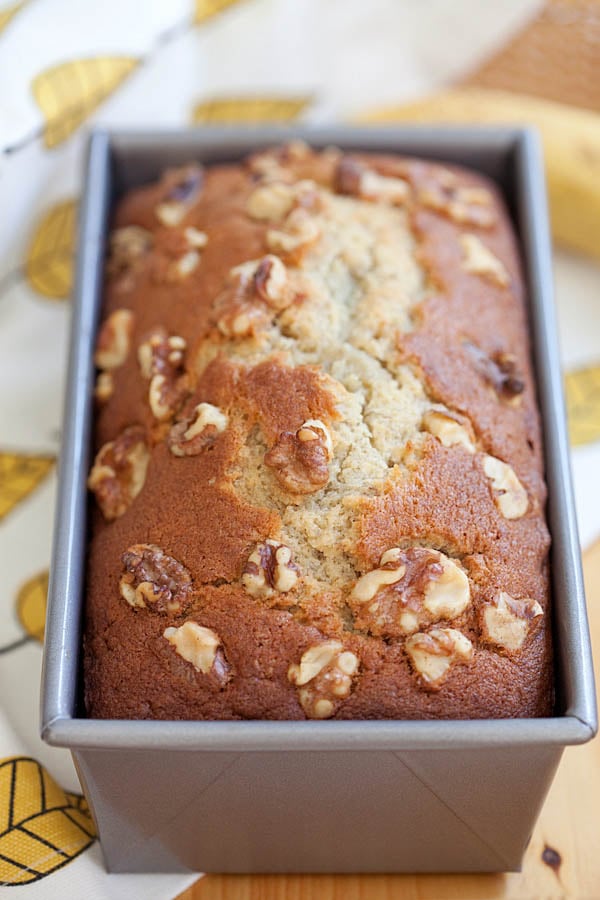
(84, 141, 553, 720)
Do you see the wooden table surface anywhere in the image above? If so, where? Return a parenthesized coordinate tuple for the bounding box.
(179, 539, 600, 900)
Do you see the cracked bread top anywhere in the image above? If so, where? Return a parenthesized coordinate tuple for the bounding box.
(84, 141, 553, 720)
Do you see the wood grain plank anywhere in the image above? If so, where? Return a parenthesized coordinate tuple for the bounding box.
(180, 539, 600, 900)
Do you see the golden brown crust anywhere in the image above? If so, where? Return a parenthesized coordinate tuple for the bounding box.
(84, 144, 553, 720)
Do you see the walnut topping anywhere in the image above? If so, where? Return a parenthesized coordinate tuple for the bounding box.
(184, 227, 208, 249)
(267, 208, 320, 260)
(405, 628, 473, 688)
(264, 420, 332, 494)
(246, 182, 296, 221)
(334, 157, 409, 204)
(168, 402, 228, 457)
(106, 226, 152, 279)
(247, 142, 312, 183)
(216, 255, 295, 338)
(94, 371, 114, 404)
(119, 543, 194, 615)
(482, 592, 543, 652)
(155, 164, 204, 227)
(351, 548, 470, 637)
(163, 622, 230, 683)
(138, 330, 186, 379)
(483, 455, 529, 519)
(422, 410, 475, 453)
(241, 539, 300, 599)
(246, 179, 319, 221)
(463, 341, 525, 401)
(167, 249, 200, 281)
(94, 309, 134, 370)
(288, 641, 359, 719)
(253, 255, 293, 310)
(138, 329, 187, 421)
(460, 233, 509, 286)
(87, 426, 149, 520)
(148, 374, 184, 421)
(420, 180, 497, 228)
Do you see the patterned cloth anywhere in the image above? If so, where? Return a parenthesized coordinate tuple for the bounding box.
(1, 0, 598, 893)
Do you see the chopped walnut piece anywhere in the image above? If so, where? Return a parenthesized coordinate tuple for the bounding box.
(334, 157, 409, 204)
(265, 419, 332, 494)
(420, 179, 497, 228)
(168, 402, 228, 457)
(184, 227, 208, 249)
(267, 208, 320, 260)
(119, 543, 194, 615)
(483, 455, 529, 519)
(138, 330, 186, 379)
(241, 539, 300, 599)
(216, 255, 295, 338)
(279, 139, 311, 162)
(253, 255, 294, 310)
(217, 302, 268, 339)
(94, 309, 134, 370)
(148, 373, 185, 421)
(422, 409, 475, 454)
(246, 178, 319, 220)
(163, 622, 230, 683)
(246, 182, 296, 221)
(167, 249, 200, 281)
(87, 426, 149, 520)
(482, 592, 543, 652)
(155, 164, 204, 227)
(351, 547, 470, 637)
(288, 641, 359, 719)
(138, 329, 187, 421)
(463, 341, 525, 401)
(460, 233, 509, 287)
(247, 142, 312, 183)
(405, 628, 473, 689)
(94, 371, 114, 404)
(106, 226, 152, 280)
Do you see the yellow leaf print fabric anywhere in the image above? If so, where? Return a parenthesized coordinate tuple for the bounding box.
(26, 200, 77, 299)
(0, 0, 23, 34)
(0, 453, 53, 521)
(16, 571, 48, 643)
(194, 0, 241, 24)
(32, 57, 138, 148)
(191, 95, 311, 124)
(566, 364, 600, 448)
(0, 757, 95, 886)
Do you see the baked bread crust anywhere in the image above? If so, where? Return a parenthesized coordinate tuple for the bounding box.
(84, 143, 553, 720)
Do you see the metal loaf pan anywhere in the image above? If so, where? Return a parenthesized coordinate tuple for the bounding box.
(41, 126, 596, 874)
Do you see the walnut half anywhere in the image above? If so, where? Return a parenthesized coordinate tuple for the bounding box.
(155, 164, 204, 227)
(87, 426, 149, 520)
(119, 543, 194, 615)
(350, 547, 471, 637)
(94, 309, 134, 371)
(405, 627, 473, 689)
(168, 402, 228, 457)
(460, 233, 509, 287)
(288, 641, 359, 719)
(138, 329, 188, 421)
(241, 539, 300, 599)
(422, 409, 475, 454)
(163, 621, 230, 684)
(334, 157, 409, 204)
(216, 255, 295, 339)
(481, 592, 543, 652)
(482, 455, 529, 520)
(264, 419, 333, 494)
